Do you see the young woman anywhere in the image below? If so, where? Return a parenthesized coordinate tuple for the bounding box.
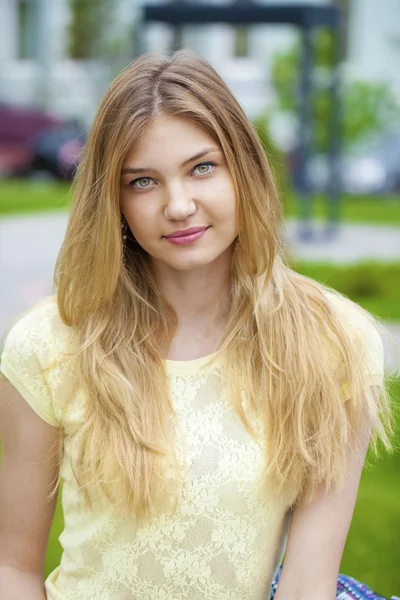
(0, 50, 392, 600)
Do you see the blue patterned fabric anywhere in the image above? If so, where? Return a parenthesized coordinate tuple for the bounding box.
(270, 565, 397, 600)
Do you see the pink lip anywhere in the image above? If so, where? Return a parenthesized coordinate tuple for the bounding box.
(164, 226, 210, 245)
(166, 226, 209, 239)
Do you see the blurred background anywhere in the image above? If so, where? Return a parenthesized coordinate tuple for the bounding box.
(0, 0, 399, 595)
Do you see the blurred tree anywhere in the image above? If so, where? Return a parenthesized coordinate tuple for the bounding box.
(67, 0, 138, 75)
(252, 115, 291, 206)
(68, 0, 112, 59)
(270, 29, 400, 152)
(68, 0, 136, 65)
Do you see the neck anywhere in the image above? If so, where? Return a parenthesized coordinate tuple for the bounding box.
(153, 254, 232, 329)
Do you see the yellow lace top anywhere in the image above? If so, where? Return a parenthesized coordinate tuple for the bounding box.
(0, 291, 384, 600)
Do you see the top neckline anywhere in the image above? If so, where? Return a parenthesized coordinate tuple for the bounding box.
(165, 352, 218, 374)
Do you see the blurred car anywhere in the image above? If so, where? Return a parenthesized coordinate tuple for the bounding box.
(306, 130, 400, 195)
(0, 104, 85, 180)
(31, 125, 86, 180)
(0, 104, 61, 176)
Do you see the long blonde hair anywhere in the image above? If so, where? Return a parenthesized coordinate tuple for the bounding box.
(55, 50, 392, 518)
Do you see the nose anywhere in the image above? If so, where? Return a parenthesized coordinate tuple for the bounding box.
(163, 181, 196, 221)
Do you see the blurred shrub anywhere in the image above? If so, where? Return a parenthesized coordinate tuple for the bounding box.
(283, 192, 400, 224)
(292, 261, 400, 320)
(252, 115, 292, 210)
(68, 0, 134, 67)
(68, 0, 114, 59)
(271, 30, 400, 152)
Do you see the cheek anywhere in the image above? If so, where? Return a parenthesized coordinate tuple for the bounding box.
(123, 202, 157, 243)
(124, 194, 158, 227)
(206, 179, 237, 221)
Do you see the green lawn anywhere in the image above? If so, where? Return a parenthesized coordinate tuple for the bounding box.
(294, 262, 400, 321)
(0, 180, 72, 215)
(284, 191, 400, 224)
(340, 378, 400, 595)
(0, 179, 400, 224)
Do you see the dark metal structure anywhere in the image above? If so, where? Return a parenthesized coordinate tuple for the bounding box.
(140, 3, 343, 238)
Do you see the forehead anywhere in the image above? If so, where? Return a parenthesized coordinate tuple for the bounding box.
(124, 116, 219, 166)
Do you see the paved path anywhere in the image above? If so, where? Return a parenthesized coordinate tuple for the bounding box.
(282, 220, 400, 263)
(0, 213, 68, 339)
(1, 212, 399, 372)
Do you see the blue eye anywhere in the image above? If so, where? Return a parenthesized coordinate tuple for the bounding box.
(128, 161, 216, 190)
(193, 162, 216, 175)
(130, 177, 153, 189)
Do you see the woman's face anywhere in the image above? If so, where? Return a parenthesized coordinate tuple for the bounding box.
(120, 116, 238, 272)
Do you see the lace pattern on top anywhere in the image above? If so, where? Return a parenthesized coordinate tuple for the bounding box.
(0, 292, 385, 600)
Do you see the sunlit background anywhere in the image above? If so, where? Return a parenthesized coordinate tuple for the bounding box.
(0, 0, 399, 595)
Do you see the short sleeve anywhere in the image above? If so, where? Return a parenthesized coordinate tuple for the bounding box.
(324, 291, 385, 402)
(0, 301, 60, 427)
(340, 316, 384, 401)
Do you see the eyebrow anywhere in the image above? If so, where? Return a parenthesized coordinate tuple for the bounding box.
(121, 147, 220, 176)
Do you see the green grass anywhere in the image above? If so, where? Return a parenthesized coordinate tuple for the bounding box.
(283, 191, 400, 224)
(45, 495, 64, 576)
(294, 261, 400, 321)
(340, 377, 400, 595)
(43, 381, 400, 595)
(1, 179, 400, 224)
(0, 180, 72, 216)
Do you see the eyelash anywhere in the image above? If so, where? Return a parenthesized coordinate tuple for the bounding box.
(128, 161, 217, 190)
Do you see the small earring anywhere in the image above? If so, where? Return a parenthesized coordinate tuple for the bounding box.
(121, 216, 128, 266)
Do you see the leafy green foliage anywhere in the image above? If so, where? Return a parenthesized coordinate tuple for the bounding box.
(340, 378, 400, 596)
(342, 81, 400, 151)
(68, 0, 115, 60)
(252, 116, 292, 200)
(293, 262, 400, 321)
(67, 0, 134, 66)
(270, 30, 400, 152)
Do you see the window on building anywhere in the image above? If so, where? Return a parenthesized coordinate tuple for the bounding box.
(17, 0, 37, 59)
(234, 0, 252, 58)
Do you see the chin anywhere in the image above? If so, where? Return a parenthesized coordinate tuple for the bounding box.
(168, 259, 211, 271)
(151, 244, 234, 272)
(172, 252, 229, 271)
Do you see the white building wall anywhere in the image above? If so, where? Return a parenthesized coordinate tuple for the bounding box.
(348, 0, 400, 90)
(0, 0, 18, 62)
(0, 0, 399, 128)
(0, 0, 70, 108)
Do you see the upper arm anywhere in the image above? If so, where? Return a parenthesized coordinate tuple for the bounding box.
(274, 297, 387, 599)
(0, 375, 61, 575)
(274, 387, 377, 600)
